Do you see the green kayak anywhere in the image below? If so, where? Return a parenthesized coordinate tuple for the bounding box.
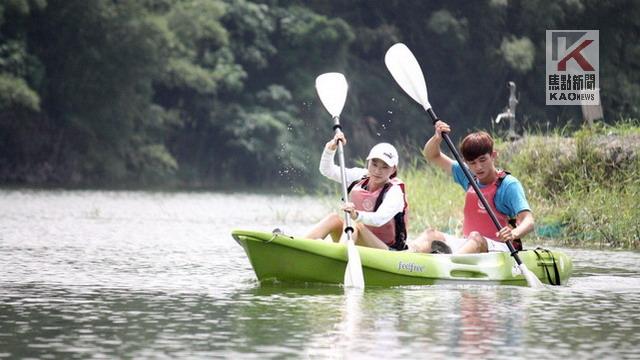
(232, 229, 573, 287)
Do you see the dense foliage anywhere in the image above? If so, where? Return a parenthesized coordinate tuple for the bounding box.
(1, 0, 638, 188)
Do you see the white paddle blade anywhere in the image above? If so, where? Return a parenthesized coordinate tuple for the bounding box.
(344, 240, 364, 288)
(315, 72, 349, 117)
(384, 43, 431, 111)
(520, 263, 545, 288)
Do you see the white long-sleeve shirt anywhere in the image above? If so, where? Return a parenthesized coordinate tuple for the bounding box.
(319, 148, 404, 227)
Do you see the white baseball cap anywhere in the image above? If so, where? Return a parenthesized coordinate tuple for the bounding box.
(366, 142, 398, 167)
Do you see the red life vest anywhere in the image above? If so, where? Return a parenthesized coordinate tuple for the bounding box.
(462, 171, 510, 240)
(347, 177, 409, 250)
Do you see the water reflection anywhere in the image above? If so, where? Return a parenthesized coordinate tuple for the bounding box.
(301, 288, 365, 359)
(1, 190, 639, 358)
(2, 270, 640, 359)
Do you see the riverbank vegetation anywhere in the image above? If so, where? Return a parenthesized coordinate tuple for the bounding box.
(2, 0, 639, 188)
(402, 121, 640, 249)
(2, 1, 639, 248)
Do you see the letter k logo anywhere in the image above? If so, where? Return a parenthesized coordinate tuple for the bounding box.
(552, 31, 596, 71)
(558, 40, 594, 71)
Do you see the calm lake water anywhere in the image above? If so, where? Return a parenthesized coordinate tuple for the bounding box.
(1, 190, 639, 359)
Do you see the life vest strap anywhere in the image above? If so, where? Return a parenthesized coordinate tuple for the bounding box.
(531, 247, 562, 285)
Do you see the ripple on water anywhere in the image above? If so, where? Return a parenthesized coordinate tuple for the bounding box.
(1, 190, 639, 359)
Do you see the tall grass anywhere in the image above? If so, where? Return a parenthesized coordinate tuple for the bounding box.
(501, 121, 640, 248)
(398, 159, 464, 237)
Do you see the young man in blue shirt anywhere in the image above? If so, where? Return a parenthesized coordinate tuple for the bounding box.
(409, 120, 534, 254)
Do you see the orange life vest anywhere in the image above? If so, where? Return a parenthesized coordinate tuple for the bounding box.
(462, 171, 522, 250)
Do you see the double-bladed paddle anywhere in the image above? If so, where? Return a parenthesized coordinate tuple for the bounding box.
(384, 43, 543, 288)
(315, 72, 365, 289)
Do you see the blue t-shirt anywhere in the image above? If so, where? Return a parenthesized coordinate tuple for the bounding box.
(451, 162, 531, 217)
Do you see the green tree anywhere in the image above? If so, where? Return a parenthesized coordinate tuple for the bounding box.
(1, 0, 638, 189)
(1, 0, 176, 185)
(0, 0, 46, 182)
(152, 0, 355, 187)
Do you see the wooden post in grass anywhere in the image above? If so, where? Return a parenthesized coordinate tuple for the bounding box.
(581, 88, 603, 127)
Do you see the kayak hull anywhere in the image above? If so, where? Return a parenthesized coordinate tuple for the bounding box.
(232, 229, 573, 287)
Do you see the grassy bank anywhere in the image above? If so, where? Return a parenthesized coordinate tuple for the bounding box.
(400, 161, 464, 237)
(401, 120, 640, 249)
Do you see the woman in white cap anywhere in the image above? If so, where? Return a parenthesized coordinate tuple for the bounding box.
(304, 133, 409, 250)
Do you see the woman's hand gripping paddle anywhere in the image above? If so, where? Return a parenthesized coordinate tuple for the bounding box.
(384, 43, 543, 288)
(315, 72, 365, 289)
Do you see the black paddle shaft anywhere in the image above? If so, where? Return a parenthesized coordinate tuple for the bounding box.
(426, 108, 522, 262)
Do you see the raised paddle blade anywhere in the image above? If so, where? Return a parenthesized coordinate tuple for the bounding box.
(344, 239, 364, 288)
(384, 43, 431, 111)
(315, 72, 349, 117)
